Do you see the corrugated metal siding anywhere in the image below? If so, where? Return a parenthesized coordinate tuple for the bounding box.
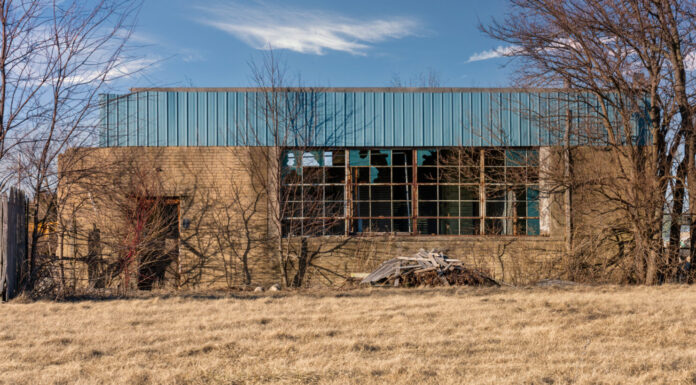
(98, 90, 618, 147)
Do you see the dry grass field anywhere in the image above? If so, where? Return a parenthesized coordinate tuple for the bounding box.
(1, 285, 696, 385)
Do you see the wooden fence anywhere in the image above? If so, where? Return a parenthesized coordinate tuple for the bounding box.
(0, 188, 28, 301)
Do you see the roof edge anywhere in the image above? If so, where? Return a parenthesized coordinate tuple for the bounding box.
(128, 87, 573, 93)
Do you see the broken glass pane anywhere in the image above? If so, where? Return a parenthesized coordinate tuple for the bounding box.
(323, 151, 333, 166)
(374, 167, 391, 183)
(371, 150, 391, 166)
(332, 150, 346, 166)
(392, 150, 412, 166)
(302, 151, 321, 166)
(283, 151, 298, 167)
(355, 167, 370, 183)
(349, 150, 369, 166)
(417, 149, 437, 165)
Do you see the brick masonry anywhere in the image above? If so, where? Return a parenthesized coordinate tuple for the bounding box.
(58, 146, 569, 288)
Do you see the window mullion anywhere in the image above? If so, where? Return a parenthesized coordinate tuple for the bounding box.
(412, 149, 418, 235)
(480, 148, 485, 235)
(345, 149, 351, 236)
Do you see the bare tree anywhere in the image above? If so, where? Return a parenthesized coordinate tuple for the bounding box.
(244, 50, 353, 288)
(0, 0, 142, 292)
(389, 68, 441, 88)
(484, 0, 696, 283)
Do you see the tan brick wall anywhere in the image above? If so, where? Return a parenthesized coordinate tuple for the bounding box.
(58, 146, 568, 289)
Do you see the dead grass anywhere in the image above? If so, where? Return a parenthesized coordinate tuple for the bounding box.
(2, 285, 696, 384)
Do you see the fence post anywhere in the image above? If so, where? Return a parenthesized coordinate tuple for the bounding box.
(0, 193, 6, 300)
(1, 188, 28, 301)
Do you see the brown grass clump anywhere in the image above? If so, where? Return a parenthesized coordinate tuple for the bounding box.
(1, 286, 696, 384)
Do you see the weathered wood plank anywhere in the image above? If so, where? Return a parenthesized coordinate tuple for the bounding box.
(1, 188, 28, 301)
(0, 196, 6, 300)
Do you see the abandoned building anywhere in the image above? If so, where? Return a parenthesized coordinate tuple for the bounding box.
(58, 87, 632, 289)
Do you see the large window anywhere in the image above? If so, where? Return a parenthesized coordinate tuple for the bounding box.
(281, 150, 346, 236)
(281, 148, 540, 236)
(350, 149, 413, 233)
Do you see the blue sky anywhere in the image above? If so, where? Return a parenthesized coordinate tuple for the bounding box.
(114, 0, 517, 92)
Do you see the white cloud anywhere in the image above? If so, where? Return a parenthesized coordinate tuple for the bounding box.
(63, 57, 159, 85)
(467, 45, 521, 63)
(195, 3, 421, 55)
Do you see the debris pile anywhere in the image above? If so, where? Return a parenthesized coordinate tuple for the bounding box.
(360, 249, 499, 287)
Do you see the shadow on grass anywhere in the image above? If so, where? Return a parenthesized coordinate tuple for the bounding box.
(12, 282, 616, 304)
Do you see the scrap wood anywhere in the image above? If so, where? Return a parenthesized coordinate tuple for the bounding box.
(360, 248, 499, 287)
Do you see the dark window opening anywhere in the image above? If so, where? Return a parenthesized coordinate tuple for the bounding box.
(281, 147, 540, 236)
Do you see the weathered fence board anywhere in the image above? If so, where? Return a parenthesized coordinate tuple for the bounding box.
(0, 188, 28, 301)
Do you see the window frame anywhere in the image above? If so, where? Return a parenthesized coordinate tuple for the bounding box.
(280, 147, 541, 237)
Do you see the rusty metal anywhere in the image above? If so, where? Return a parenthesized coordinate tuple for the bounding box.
(282, 147, 540, 237)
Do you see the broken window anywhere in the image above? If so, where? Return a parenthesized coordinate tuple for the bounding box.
(350, 149, 413, 233)
(280, 147, 540, 236)
(482, 148, 540, 235)
(281, 150, 346, 236)
(415, 149, 481, 235)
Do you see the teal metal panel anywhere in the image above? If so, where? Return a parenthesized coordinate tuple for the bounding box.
(99, 89, 646, 148)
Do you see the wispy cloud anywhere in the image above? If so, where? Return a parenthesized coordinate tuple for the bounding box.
(127, 31, 205, 63)
(195, 2, 421, 55)
(467, 45, 520, 63)
(63, 57, 159, 85)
